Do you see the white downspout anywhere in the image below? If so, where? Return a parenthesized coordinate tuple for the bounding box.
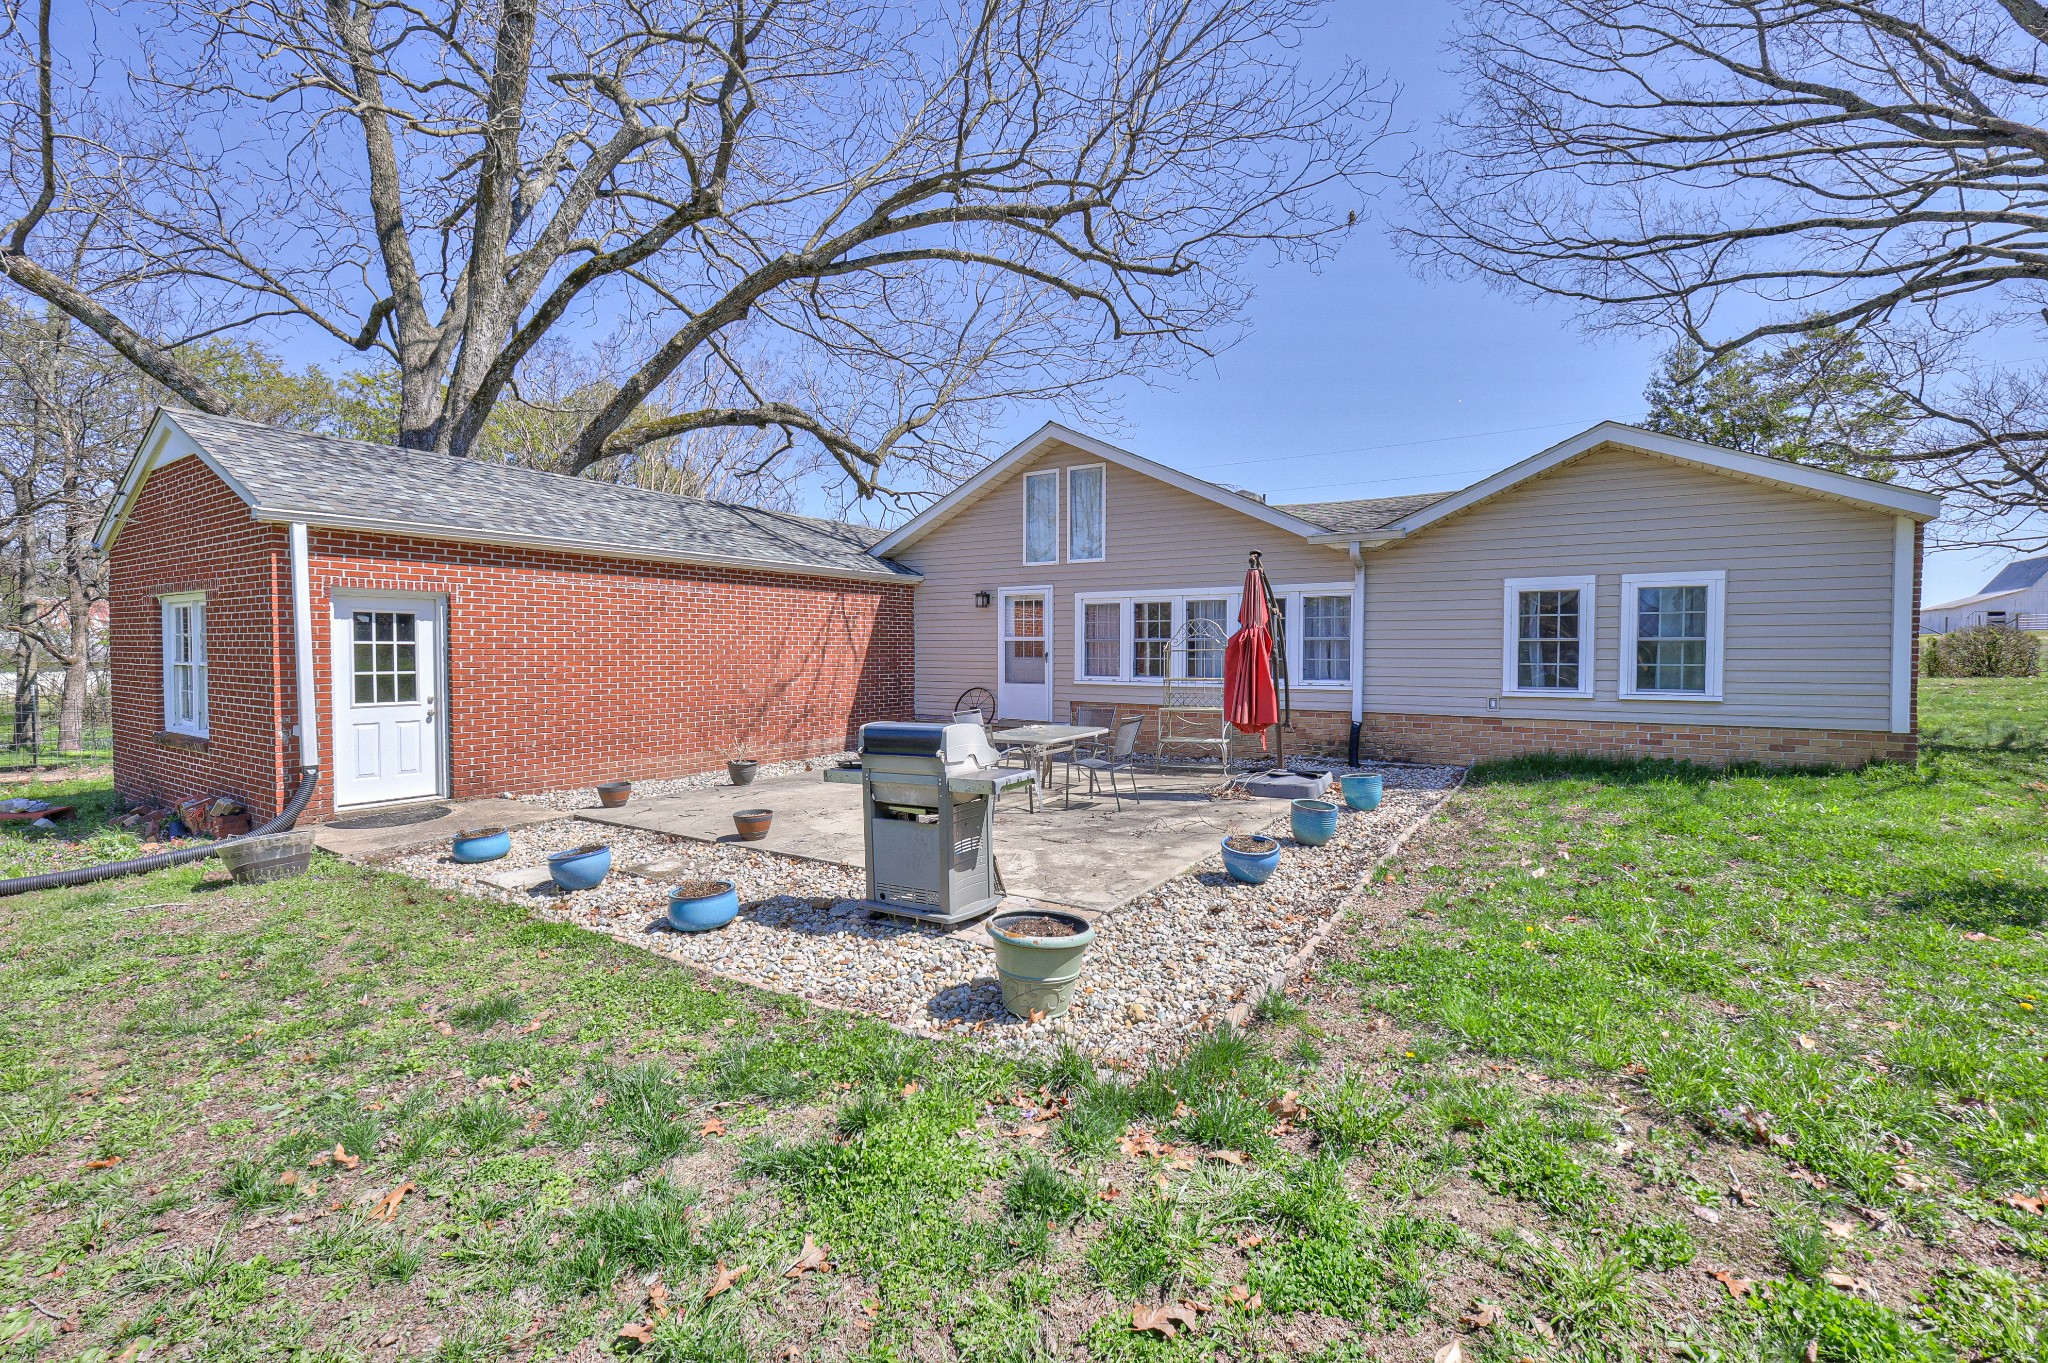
(1348, 541, 1365, 727)
(289, 523, 321, 768)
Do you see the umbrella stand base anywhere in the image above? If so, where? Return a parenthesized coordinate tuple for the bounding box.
(1242, 770, 1331, 801)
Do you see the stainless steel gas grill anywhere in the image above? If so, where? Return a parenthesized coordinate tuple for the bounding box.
(823, 721, 1035, 926)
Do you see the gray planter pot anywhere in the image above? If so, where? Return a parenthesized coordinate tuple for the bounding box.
(987, 909, 1095, 1019)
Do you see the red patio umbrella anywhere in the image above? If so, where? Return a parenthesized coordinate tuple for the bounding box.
(1225, 556, 1280, 747)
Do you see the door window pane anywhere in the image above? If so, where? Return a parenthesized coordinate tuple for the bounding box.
(1004, 596, 1046, 684)
(1068, 465, 1105, 561)
(1185, 599, 1227, 679)
(1084, 602, 1120, 678)
(352, 611, 421, 706)
(1516, 590, 1582, 690)
(1023, 470, 1059, 564)
(1634, 585, 1709, 693)
(1302, 595, 1350, 682)
(1132, 601, 1172, 678)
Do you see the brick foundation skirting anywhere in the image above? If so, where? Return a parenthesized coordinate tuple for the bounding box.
(944, 700, 1913, 771)
(1356, 711, 1915, 769)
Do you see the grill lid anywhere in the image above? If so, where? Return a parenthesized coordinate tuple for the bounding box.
(859, 721, 948, 757)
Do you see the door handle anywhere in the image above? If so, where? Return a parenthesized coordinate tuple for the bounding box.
(424, 697, 437, 724)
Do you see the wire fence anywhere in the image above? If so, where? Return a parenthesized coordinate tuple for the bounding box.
(0, 670, 112, 772)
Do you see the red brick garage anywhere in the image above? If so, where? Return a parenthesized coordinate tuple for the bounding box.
(101, 410, 916, 824)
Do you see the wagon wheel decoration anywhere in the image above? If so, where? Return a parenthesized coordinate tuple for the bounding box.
(955, 687, 997, 724)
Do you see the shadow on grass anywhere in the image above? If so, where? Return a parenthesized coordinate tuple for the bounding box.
(1894, 877, 2048, 932)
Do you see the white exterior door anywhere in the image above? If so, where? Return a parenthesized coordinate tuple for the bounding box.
(331, 594, 445, 807)
(998, 589, 1053, 721)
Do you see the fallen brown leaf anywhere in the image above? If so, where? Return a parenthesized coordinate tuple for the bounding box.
(615, 1322, 653, 1346)
(783, 1235, 830, 1279)
(365, 1181, 414, 1222)
(900, 1082, 920, 1098)
(1205, 1149, 1249, 1166)
(705, 1261, 748, 1301)
(433, 1021, 454, 1036)
(1708, 1269, 1752, 1299)
(1823, 1220, 1859, 1240)
(1823, 1271, 1873, 1294)
(1963, 931, 1991, 941)
(1235, 1231, 1264, 1249)
(1266, 1091, 1306, 1120)
(2000, 1192, 2046, 1215)
(1796, 1035, 1817, 1051)
(1460, 1304, 1500, 1330)
(1026, 1009, 1048, 1025)
(82, 1156, 121, 1170)
(699, 1117, 727, 1138)
(1433, 1341, 1465, 1363)
(647, 1283, 669, 1319)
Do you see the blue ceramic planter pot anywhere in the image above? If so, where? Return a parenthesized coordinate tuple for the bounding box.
(451, 826, 511, 863)
(1221, 834, 1281, 885)
(668, 880, 740, 933)
(1290, 799, 1340, 847)
(547, 843, 612, 891)
(1339, 773, 1384, 811)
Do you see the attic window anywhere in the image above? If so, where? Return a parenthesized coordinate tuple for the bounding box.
(1023, 469, 1059, 565)
(1068, 464, 1105, 562)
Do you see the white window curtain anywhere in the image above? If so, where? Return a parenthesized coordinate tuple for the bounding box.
(1301, 595, 1350, 682)
(1023, 470, 1059, 565)
(1067, 464, 1105, 561)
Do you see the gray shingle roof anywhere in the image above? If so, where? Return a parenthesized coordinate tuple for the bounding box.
(1271, 492, 1452, 533)
(1980, 554, 2048, 596)
(164, 409, 914, 582)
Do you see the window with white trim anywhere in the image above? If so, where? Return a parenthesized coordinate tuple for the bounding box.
(1022, 469, 1059, 565)
(161, 592, 208, 736)
(1620, 571, 1725, 700)
(1300, 594, 1350, 683)
(1083, 601, 1120, 679)
(1184, 598, 1227, 679)
(1132, 600, 1172, 677)
(1503, 576, 1595, 696)
(1067, 463, 1105, 562)
(1073, 590, 1239, 683)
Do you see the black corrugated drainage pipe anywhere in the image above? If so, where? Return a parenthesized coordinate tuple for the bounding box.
(0, 764, 321, 897)
(1348, 721, 1361, 768)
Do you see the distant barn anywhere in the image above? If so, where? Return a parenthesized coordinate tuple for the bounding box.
(1920, 556, 2048, 633)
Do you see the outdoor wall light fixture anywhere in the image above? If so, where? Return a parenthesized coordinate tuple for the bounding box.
(974, 591, 992, 608)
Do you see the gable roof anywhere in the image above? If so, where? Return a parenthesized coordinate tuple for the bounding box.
(1274, 492, 1453, 534)
(1979, 554, 2048, 595)
(876, 419, 1942, 559)
(1922, 587, 2028, 613)
(100, 409, 917, 584)
(871, 421, 1333, 556)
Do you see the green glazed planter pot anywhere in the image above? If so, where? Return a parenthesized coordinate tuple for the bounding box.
(987, 909, 1096, 1019)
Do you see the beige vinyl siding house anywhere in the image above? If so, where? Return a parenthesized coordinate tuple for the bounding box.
(880, 421, 1941, 768)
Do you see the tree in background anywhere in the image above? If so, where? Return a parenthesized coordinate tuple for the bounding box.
(1642, 330, 1906, 478)
(0, 0, 1386, 499)
(1400, 0, 2048, 532)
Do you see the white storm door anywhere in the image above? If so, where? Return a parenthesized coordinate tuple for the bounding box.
(331, 594, 444, 807)
(998, 589, 1053, 722)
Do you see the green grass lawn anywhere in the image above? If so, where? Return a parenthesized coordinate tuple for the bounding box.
(3, 683, 2045, 1361)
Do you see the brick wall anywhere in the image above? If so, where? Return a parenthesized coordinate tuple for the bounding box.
(1356, 711, 1915, 768)
(110, 458, 915, 823)
(300, 528, 913, 822)
(109, 458, 292, 819)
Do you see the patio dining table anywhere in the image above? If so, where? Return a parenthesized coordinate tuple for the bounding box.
(989, 722, 1109, 811)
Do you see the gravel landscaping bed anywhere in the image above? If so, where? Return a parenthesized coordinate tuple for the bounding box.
(383, 763, 1462, 1062)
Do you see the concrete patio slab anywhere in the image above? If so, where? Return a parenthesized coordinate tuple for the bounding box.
(573, 770, 1296, 912)
(313, 798, 563, 859)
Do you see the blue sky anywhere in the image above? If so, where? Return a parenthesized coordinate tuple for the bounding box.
(954, 1, 2008, 605)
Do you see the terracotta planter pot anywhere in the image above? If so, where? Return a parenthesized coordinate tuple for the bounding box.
(732, 808, 773, 841)
(596, 780, 633, 808)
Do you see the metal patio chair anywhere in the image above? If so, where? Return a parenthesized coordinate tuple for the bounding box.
(1075, 714, 1146, 811)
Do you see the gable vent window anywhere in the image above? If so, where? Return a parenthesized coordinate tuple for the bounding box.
(161, 592, 209, 736)
(1067, 464, 1106, 562)
(1023, 469, 1059, 565)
